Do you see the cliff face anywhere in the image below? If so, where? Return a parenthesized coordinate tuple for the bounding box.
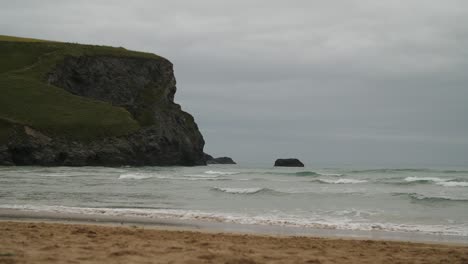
(0, 47, 205, 166)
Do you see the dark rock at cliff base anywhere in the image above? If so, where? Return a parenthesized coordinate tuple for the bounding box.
(204, 153, 214, 161)
(1, 125, 205, 166)
(274, 158, 304, 167)
(206, 156, 236, 164)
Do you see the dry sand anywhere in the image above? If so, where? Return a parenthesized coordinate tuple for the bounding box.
(0, 221, 467, 264)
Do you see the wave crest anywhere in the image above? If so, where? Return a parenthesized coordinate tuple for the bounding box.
(211, 187, 277, 195)
(436, 181, 468, 187)
(118, 173, 152, 180)
(350, 168, 468, 174)
(204, 171, 239, 175)
(2, 204, 467, 236)
(350, 168, 432, 174)
(294, 171, 320, 176)
(404, 176, 449, 183)
(315, 179, 368, 184)
(393, 193, 468, 203)
(264, 171, 323, 177)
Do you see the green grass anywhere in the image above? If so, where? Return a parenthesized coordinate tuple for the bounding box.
(0, 75, 139, 140)
(0, 34, 168, 142)
(0, 35, 51, 42)
(0, 42, 58, 74)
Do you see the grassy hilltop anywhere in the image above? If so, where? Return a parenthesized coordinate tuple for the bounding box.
(0, 35, 167, 143)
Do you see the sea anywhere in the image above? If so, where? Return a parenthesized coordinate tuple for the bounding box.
(1, 165, 468, 240)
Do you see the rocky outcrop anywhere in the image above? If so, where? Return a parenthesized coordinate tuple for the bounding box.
(205, 154, 236, 164)
(203, 153, 214, 161)
(274, 158, 304, 167)
(0, 55, 205, 166)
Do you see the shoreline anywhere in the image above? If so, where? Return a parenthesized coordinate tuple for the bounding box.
(1, 220, 468, 263)
(1, 208, 467, 245)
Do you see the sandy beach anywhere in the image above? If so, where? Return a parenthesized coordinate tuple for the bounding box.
(1, 221, 467, 264)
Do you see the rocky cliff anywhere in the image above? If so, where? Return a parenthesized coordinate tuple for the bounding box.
(0, 36, 205, 166)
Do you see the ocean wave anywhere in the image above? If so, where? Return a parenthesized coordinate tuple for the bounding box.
(184, 174, 221, 178)
(318, 173, 344, 177)
(212, 187, 368, 195)
(404, 176, 450, 183)
(159, 176, 231, 181)
(211, 187, 275, 194)
(442, 170, 468, 174)
(393, 193, 468, 203)
(118, 173, 235, 181)
(264, 171, 322, 177)
(349, 168, 433, 174)
(436, 181, 468, 187)
(315, 179, 368, 184)
(118, 173, 152, 180)
(182, 177, 231, 181)
(294, 171, 320, 176)
(387, 177, 468, 187)
(204, 170, 239, 175)
(349, 168, 468, 175)
(2, 204, 467, 237)
(377, 177, 468, 186)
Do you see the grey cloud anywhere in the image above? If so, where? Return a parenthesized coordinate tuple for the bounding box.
(1, 0, 468, 166)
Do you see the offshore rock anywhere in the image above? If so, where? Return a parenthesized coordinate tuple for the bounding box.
(274, 158, 304, 167)
(206, 155, 236, 164)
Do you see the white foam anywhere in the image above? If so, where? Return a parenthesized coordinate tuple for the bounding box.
(436, 181, 468, 187)
(319, 179, 367, 184)
(153, 175, 176, 180)
(37, 172, 90, 177)
(119, 173, 225, 181)
(404, 177, 449, 183)
(318, 173, 344, 177)
(2, 204, 467, 237)
(182, 177, 228, 181)
(212, 187, 264, 194)
(118, 173, 152, 180)
(204, 170, 239, 175)
(184, 174, 220, 178)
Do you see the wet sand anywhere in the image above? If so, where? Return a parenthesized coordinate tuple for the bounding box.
(1, 221, 467, 264)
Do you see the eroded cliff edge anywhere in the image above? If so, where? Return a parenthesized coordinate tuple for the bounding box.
(0, 38, 205, 166)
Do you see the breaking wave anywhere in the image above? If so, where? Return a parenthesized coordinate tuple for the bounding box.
(349, 168, 468, 174)
(2, 204, 467, 237)
(293, 171, 320, 176)
(118, 173, 152, 180)
(393, 193, 468, 203)
(204, 171, 239, 175)
(264, 171, 343, 177)
(315, 179, 368, 184)
(380, 177, 468, 187)
(349, 168, 432, 174)
(436, 181, 468, 187)
(404, 177, 450, 183)
(211, 187, 277, 195)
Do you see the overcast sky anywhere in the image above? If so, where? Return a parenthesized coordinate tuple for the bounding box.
(2, 0, 468, 167)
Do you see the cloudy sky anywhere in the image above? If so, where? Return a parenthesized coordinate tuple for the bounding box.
(2, 0, 468, 167)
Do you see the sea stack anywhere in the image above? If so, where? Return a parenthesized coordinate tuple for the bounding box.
(274, 158, 304, 167)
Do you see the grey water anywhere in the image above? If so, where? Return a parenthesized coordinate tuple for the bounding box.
(1, 165, 468, 237)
